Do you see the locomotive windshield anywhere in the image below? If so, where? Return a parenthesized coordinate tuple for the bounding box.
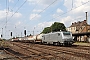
(63, 32, 71, 35)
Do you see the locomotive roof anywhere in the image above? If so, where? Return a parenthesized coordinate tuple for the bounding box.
(43, 31, 70, 35)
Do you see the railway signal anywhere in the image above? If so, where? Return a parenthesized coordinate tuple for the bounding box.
(1, 34, 2, 38)
(11, 32, 12, 37)
(24, 30, 26, 36)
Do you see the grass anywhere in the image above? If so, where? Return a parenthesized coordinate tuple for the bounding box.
(0, 40, 9, 48)
(74, 42, 90, 46)
(75, 41, 88, 43)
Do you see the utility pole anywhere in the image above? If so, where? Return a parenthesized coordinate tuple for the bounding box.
(85, 12, 88, 32)
(21, 32, 22, 37)
(72, 0, 73, 9)
(33, 31, 34, 36)
(33, 27, 35, 35)
(85, 12, 88, 42)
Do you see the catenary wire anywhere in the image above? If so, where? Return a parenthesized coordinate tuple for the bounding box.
(10, 0, 20, 12)
(47, 0, 90, 22)
(21, 0, 58, 28)
(30, 0, 58, 20)
(0, 0, 27, 29)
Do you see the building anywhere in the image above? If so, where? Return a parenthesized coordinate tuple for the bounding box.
(67, 20, 90, 42)
(67, 20, 90, 33)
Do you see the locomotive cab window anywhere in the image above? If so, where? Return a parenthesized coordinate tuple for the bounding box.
(63, 32, 70, 35)
(58, 33, 60, 36)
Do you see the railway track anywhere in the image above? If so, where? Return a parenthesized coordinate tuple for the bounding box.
(4, 41, 90, 60)
(22, 42, 90, 55)
(4, 42, 43, 60)
(31, 43, 90, 60)
(4, 48, 24, 60)
(15, 42, 90, 60)
(9, 42, 68, 60)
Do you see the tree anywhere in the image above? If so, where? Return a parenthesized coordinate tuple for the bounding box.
(51, 22, 66, 32)
(29, 34, 32, 36)
(41, 22, 66, 34)
(41, 27, 51, 34)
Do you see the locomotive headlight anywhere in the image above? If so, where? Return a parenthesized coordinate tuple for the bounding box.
(70, 42, 72, 44)
(63, 39, 67, 41)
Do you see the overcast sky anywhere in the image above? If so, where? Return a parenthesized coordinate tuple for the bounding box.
(0, 0, 90, 39)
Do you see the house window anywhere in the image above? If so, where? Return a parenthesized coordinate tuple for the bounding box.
(71, 28, 72, 30)
(74, 27, 76, 30)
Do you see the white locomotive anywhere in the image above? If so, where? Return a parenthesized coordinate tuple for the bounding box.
(42, 31, 74, 45)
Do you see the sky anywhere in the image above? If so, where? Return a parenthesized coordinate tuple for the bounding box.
(0, 0, 90, 39)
